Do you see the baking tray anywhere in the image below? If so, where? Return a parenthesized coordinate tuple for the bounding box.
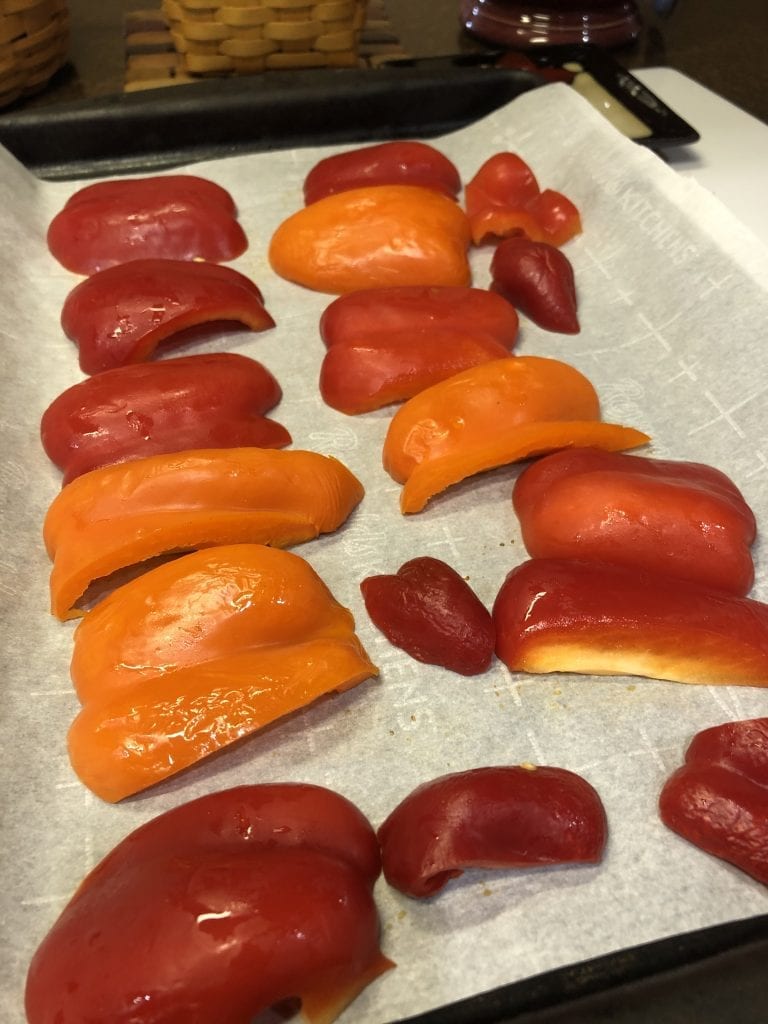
(0, 45, 697, 181)
(7, 49, 764, 1024)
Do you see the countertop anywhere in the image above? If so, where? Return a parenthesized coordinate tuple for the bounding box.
(5, 0, 768, 126)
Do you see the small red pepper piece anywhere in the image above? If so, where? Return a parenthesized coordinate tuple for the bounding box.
(319, 285, 520, 350)
(378, 766, 607, 899)
(493, 558, 768, 687)
(659, 718, 768, 885)
(60, 259, 275, 374)
(25, 784, 394, 1024)
(490, 236, 580, 333)
(41, 353, 291, 485)
(513, 448, 756, 595)
(360, 556, 495, 675)
(320, 329, 512, 414)
(465, 152, 582, 247)
(303, 140, 461, 204)
(47, 174, 248, 274)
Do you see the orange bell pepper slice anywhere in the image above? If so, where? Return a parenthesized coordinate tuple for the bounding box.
(382, 357, 650, 513)
(44, 447, 364, 620)
(67, 544, 378, 801)
(268, 184, 472, 294)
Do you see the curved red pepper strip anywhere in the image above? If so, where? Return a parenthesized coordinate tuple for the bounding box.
(513, 448, 756, 595)
(41, 353, 291, 485)
(25, 784, 394, 1023)
(319, 328, 512, 414)
(319, 285, 519, 348)
(303, 140, 461, 204)
(378, 766, 607, 898)
(490, 237, 580, 333)
(360, 556, 495, 675)
(465, 153, 582, 247)
(493, 558, 768, 687)
(60, 258, 274, 374)
(47, 175, 248, 274)
(659, 718, 768, 885)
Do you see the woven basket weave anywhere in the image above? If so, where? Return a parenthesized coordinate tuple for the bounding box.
(0, 0, 69, 108)
(162, 0, 367, 75)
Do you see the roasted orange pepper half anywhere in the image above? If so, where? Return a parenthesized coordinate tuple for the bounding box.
(268, 184, 472, 294)
(382, 356, 650, 513)
(44, 447, 364, 620)
(67, 544, 378, 802)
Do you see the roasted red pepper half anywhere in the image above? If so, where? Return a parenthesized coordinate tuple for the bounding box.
(378, 766, 607, 899)
(490, 236, 579, 333)
(303, 140, 462, 205)
(659, 718, 768, 886)
(25, 784, 394, 1024)
(41, 353, 291, 485)
(360, 556, 495, 675)
(47, 174, 248, 274)
(513, 448, 756, 596)
(59, 258, 275, 374)
(465, 152, 582, 247)
(320, 329, 512, 414)
(493, 558, 768, 687)
(319, 285, 520, 350)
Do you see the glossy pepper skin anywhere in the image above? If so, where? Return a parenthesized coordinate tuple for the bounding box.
(513, 448, 756, 596)
(25, 784, 393, 1024)
(320, 328, 512, 415)
(659, 719, 768, 886)
(320, 286, 519, 349)
(491, 236, 579, 333)
(268, 185, 472, 294)
(67, 544, 378, 801)
(303, 140, 461, 204)
(59, 259, 275, 374)
(382, 356, 650, 513)
(378, 766, 607, 899)
(47, 174, 248, 274)
(493, 558, 768, 687)
(41, 353, 290, 485)
(465, 152, 582, 247)
(360, 556, 495, 675)
(43, 448, 364, 620)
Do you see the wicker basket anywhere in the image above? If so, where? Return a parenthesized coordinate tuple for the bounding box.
(0, 0, 69, 108)
(162, 0, 367, 76)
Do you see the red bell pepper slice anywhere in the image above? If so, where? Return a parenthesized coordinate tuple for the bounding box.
(378, 766, 607, 898)
(360, 556, 495, 675)
(513, 448, 756, 595)
(490, 236, 580, 333)
(303, 140, 461, 204)
(60, 258, 275, 374)
(659, 718, 768, 885)
(319, 285, 520, 349)
(493, 558, 768, 687)
(319, 329, 512, 414)
(465, 152, 582, 247)
(41, 353, 291, 485)
(25, 784, 394, 1024)
(47, 174, 248, 274)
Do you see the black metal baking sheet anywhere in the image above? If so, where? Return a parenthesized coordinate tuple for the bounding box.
(5, 49, 741, 1024)
(393, 913, 768, 1023)
(0, 64, 541, 180)
(0, 46, 697, 181)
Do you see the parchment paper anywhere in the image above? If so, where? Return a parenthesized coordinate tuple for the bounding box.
(2, 83, 768, 1023)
